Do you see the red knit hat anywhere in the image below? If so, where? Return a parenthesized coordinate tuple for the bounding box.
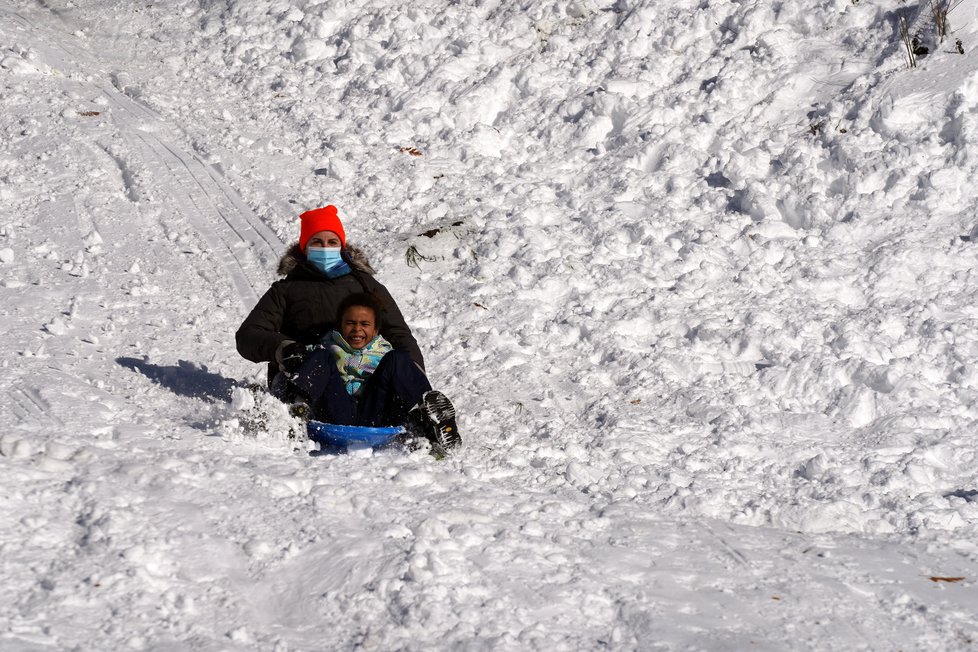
(299, 205, 346, 250)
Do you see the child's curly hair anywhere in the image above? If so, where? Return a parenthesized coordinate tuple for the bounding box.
(336, 292, 386, 328)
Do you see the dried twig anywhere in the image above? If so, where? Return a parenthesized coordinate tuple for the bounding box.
(404, 245, 436, 270)
(929, 0, 964, 42)
(899, 15, 917, 68)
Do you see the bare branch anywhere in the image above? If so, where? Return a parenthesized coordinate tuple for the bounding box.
(899, 15, 917, 68)
(929, 0, 965, 42)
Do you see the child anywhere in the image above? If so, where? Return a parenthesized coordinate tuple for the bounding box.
(289, 293, 460, 454)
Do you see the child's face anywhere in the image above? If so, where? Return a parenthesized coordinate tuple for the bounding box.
(340, 305, 379, 350)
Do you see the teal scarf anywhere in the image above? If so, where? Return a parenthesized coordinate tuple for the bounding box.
(324, 331, 392, 396)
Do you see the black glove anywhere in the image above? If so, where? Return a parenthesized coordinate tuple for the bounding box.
(275, 340, 309, 375)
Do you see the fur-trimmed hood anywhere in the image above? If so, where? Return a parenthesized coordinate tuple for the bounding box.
(277, 242, 376, 276)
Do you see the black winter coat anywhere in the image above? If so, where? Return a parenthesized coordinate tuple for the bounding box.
(235, 243, 425, 382)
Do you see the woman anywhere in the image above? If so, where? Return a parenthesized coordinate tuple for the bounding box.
(235, 205, 424, 391)
(236, 205, 458, 451)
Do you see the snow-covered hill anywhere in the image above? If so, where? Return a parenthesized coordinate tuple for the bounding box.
(2, 0, 978, 649)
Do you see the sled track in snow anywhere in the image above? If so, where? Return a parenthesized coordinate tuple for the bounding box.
(1, 8, 282, 310)
(123, 129, 277, 307)
(96, 84, 283, 309)
(6, 385, 63, 428)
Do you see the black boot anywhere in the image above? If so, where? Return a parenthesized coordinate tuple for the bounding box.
(410, 390, 460, 456)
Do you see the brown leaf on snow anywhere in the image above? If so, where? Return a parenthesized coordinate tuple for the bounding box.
(399, 146, 423, 157)
(79, 111, 101, 117)
(928, 576, 965, 583)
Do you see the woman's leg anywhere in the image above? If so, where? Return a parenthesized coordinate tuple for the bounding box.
(290, 348, 357, 424)
(356, 350, 432, 427)
(268, 372, 296, 403)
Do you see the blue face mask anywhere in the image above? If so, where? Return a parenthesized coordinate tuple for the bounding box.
(306, 247, 350, 278)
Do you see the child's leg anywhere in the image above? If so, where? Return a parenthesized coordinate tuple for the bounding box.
(356, 350, 432, 427)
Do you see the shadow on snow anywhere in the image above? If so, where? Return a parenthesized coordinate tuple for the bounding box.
(116, 357, 237, 403)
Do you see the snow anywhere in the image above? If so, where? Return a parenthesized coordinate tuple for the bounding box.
(2, 0, 978, 649)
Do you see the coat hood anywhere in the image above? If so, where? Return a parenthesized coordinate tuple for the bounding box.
(277, 242, 376, 276)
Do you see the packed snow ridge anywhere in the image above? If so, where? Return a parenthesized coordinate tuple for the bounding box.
(2, 0, 978, 649)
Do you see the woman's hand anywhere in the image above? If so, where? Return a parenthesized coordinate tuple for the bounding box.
(275, 340, 310, 375)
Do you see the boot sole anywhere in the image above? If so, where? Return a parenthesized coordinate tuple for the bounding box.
(421, 391, 461, 452)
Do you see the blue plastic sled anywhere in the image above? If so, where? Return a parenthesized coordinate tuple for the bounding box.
(307, 421, 406, 454)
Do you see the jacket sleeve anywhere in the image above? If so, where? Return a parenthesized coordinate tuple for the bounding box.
(235, 283, 289, 364)
(368, 278, 426, 371)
